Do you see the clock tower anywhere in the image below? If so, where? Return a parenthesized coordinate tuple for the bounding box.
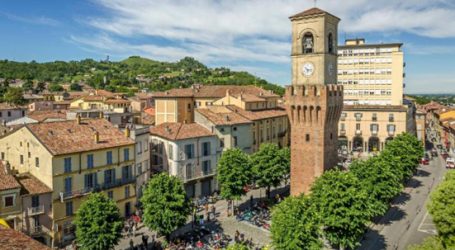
(285, 8, 344, 196)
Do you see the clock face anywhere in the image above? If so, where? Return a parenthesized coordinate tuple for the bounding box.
(328, 63, 334, 76)
(302, 62, 314, 77)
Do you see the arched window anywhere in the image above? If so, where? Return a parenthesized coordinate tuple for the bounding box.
(303, 32, 314, 54)
(328, 33, 334, 53)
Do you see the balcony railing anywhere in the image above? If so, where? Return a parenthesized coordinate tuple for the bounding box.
(177, 166, 216, 182)
(60, 177, 135, 201)
(27, 205, 45, 216)
(22, 225, 50, 236)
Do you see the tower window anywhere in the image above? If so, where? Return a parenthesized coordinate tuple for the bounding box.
(306, 134, 310, 142)
(303, 32, 314, 54)
(328, 33, 334, 53)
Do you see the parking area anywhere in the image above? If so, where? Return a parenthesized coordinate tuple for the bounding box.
(417, 212, 438, 236)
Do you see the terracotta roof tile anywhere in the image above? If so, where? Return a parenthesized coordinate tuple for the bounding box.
(150, 122, 214, 141)
(104, 99, 131, 104)
(27, 110, 67, 122)
(17, 174, 52, 195)
(0, 162, 20, 191)
(152, 85, 279, 99)
(0, 225, 51, 250)
(144, 107, 155, 116)
(225, 105, 287, 121)
(0, 103, 26, 110)
(196, 107, 252, 126)
(26, 119, 134, 155)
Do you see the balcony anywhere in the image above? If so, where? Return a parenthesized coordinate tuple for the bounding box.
(27, 205, 45, 216)
(177, 166, 216, 182)
(22, 225, 50, 236)
(60, 177, 135, 201)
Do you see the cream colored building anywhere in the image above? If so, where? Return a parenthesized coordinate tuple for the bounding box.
(338, 38, 404, 106)
(0, 119, 136, 247)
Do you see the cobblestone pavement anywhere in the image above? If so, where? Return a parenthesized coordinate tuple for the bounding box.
(115, 185, 288, 249)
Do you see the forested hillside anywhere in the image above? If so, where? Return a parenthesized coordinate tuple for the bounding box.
(0, 56, 284, 95)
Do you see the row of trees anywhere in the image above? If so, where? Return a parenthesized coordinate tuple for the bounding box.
(410, 171, 455, 249)
(271, 133, 424, 249)
(217, 144, 290, 211)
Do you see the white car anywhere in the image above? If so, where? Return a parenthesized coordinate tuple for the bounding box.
(446, 158, 455, 169)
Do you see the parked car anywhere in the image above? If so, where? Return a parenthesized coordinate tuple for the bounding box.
(420, 157, 429, 165)
(446, 158, 455, 169)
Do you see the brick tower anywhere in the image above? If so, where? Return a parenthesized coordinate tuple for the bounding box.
(285, 8, 344, 196)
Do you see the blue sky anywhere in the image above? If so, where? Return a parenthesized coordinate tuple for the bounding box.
(0, 0, 454, 94)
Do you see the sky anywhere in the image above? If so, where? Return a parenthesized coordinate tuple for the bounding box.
(0, 0, 454, 94)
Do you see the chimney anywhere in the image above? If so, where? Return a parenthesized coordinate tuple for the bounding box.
(94, 131, 100, 143)
(125, 127, 130, 138)
(76, 114, 81, 124)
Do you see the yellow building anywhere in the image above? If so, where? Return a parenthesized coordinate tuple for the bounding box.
(0, 118, 136, 247)
(338, 38, 404, 106)
(70, 95, 130, 113)
(416, 109, 426, 145)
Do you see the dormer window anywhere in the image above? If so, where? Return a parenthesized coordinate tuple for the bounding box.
(303, 32, 314, 54)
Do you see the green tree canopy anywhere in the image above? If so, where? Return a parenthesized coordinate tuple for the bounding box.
(407, 236, 444, 250)
(217, 148, 252, 200)
(140, 173, 190, 240)
(22, 80, 34, 91)
(428, 172, 455, 247)
(70, 83, 82, 91)
(48, 83, 64, 92)
(310, 170, 374, 249)
(74, 193, 123, 250)
(251, 144, 289, 198)
(226, 243, 251, 250)
(3, 87, 25, 105)
(271, 195, 322, 250)
(383, 133, 423, 179)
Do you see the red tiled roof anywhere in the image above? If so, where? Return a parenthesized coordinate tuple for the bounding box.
(150, 122, 214, 141)
(144, 107, 155, 116)
(0, 103, 26, 110)
(225, 105, 287, 121)
(27, 110, 67, 122)
(104, 99, 131, 104)
(0, 225, 51, 250)
(17, 174, 52, 195)
(152, 85, 279, 99)
(26, 119, 134, 155)
(81, 95, 105, 102)
(0, 162, 20, 191)
(196, 107, 252, 126)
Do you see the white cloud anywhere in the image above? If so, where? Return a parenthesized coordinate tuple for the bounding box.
(0, 11, 60, 26)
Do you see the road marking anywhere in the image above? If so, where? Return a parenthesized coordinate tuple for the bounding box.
(418, 212, 437, 235)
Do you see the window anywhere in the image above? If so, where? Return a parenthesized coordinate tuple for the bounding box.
(233, 136, 238, 147)
(202, 160, 211, 175)
(124, 148, 130, 161)
(122, 165, 132, 180)
(35, 157, 39, 168)
(1, 152, 3, 160)
(137, 163, 142, 175)
(184, 144, 194, 159)
(340, 112, 347, 121)
(387, 124, 396, 133)
(64, 157, 72, 173)
(64, 177, 72, 193)
(31, 195, 39, 207)
(355, 113, 362, 121)
(306, 134, 310, 142)
(7, 111, 11, 117)
(168, 144, 173, 160)
(389, 114, 394, 122)
(220, 128, 225, 132)
(233, 127, 237, 131)
(328, 33, 334, 53)
(20, 155, 23, 164)
(4, 195, 14, 207)
(87, 154, 94, 169)
(220, 138, 225, 148)
(22, 110, 25, 117)
(202, 142, 210, 156)
(370, 124, 379, 133)
(28, 152, 31, 158)
(303, 32, 314, 54)
(65, 201, 73, 216)
(137, 142, 142, 154)
(104, 169, 115, 184)
(187, 103, 191, 109)
(107, 191, 114, 199)
(0, 112, 2, 117)
(124, 186, 130, 198)
(144, 142, 148, 152)
(372, 113, 377, 122)
(340, 123, 345, 131)
(106, 151, 113, 165)
(84, 173, 97, 188)
(356, 123, 361, 130)
(186, 164, 193, 179)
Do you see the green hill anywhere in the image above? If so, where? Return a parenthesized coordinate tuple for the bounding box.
(0, 56, 284, 96)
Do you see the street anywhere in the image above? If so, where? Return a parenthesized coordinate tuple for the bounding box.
(359, 152, 447, 250)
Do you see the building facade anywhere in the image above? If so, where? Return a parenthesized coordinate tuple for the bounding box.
(0, 103, 27, 124)
(337, 38, 404, 106)
(286, 8, 343, 196)
(150, 123, 220, 198)
(0, 119, 136, 247)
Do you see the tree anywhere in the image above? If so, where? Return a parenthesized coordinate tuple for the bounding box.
(217, 148, 252, 201)
(3, 87, 26, 105)
(22, 80, 34, 91)
(226, 243, 251, 250)
(48, 83, 64, 92)
(310, 170, 374, 249)
(140, 173, 190, 240)
(35, 81, 46, 93)
(70, 83, 82, 91)
(251, 144, 289, 198)
(407, 236, 444, 250)
(427, 172, 455, 247)
(74, 193, 123, 250)
(271, 195, 322, 250)
(383, 133, 423, 179)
